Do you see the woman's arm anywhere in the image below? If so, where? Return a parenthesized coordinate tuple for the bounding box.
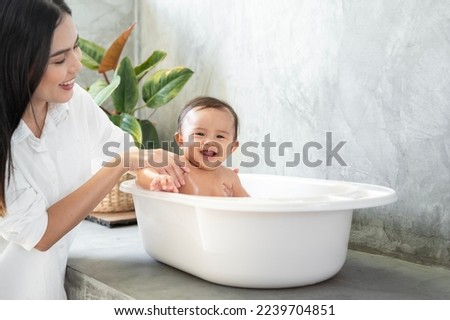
(35, 162, 126, 251)
(34, 149, 187, 251)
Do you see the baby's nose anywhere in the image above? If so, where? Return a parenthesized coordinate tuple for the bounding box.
(203, 139, 218, 147)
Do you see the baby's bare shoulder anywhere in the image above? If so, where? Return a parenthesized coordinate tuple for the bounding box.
(220, 166, 236, 175)
(220, 166, 240, 181)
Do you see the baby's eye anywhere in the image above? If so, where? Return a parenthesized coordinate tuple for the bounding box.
(194, 132, 205, 136)
(217, 135, 225, 139)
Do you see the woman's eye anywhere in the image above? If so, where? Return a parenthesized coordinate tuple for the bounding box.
(54, 59, 65, 65)
(74, 35, 80, 49)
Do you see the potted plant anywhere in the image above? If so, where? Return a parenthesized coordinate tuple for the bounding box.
(79, 22, 193, 213)
(79, 22, 193, 149)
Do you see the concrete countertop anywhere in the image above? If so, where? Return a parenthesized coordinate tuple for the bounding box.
(66, 220, 450, 300)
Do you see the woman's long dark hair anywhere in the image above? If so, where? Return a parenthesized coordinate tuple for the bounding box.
(0, 0, 71, 217)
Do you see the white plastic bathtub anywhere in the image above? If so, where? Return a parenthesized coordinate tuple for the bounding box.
(120, 173, 397, 288)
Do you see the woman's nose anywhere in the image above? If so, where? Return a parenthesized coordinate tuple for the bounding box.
(68, 50, 82, 74)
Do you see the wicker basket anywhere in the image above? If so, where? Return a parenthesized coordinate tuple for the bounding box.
(93, 173, 134, 213)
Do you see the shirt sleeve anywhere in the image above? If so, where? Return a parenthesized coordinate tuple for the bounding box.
(73, 86, 135, 173)
(0, 167, 48, 251)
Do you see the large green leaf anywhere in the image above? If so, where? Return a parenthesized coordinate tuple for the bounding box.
(134, 50, 167, 82)
(108, 114, 121, 127)
(110, 113, 142, 145)
(78, 37, 105, 70)
(139, 120, 160, 149)
(111, 57, 139, 114)
(89, 74, 121, 106)
(142, 67, 194, 109)
(87, 79, 107, 98)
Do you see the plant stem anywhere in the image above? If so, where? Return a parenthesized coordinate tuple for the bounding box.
(147, 109, 158, 119)
(102, 72, 110, 85)
(132, 106, 158, 119)
(99, 106, 111, 116)
(147, 109, 158, 120)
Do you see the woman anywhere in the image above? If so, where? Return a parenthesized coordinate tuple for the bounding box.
(0, 0, 186, 299)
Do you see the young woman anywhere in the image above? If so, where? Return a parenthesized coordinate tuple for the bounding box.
(0, 0, 187, 299)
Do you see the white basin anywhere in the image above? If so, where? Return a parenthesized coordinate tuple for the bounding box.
(121, 173, 397, 288)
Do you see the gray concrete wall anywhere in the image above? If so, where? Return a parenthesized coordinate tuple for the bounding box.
(66, 0, 137, 88)
(69, 0, 450, 267)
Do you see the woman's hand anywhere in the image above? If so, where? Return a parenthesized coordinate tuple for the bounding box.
(122, 148, 189, 188)
(147, 149, 190, 188)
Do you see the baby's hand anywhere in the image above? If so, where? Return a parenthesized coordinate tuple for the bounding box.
(222, 183, 233, 197)
(150, 174, 179, 193)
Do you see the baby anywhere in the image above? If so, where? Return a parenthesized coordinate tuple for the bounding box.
(136, 96, 250, 197)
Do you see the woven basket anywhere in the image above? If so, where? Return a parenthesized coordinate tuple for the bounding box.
(93, 173, 134, 213)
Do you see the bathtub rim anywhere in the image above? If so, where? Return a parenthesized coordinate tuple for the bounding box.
(120, 173, 397, 212)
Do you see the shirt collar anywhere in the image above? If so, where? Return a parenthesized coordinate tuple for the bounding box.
(11, 102, 70, 145)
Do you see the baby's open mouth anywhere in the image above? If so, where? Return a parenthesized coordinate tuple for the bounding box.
(201, 150, 217, 157)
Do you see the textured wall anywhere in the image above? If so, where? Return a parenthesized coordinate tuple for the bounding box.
(140, 0, 450, 267)
(66, 0, 137, 88)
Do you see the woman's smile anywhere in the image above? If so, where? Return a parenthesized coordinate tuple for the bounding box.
(59, 78, 76, 90)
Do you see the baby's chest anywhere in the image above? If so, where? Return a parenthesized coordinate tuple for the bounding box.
(181, 172, 232, 196)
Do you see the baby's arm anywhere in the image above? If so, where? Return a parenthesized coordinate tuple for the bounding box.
(232, 179, 250, 197)
(229, 170, 250, 197)
(136, 168, 179, 193)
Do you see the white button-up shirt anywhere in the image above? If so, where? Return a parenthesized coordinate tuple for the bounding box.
(0, 84, 133, 299)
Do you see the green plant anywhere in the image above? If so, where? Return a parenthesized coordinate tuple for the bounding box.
(79, 22, 193, 148)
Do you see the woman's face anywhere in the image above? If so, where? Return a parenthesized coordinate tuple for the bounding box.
(31, 13, 82, 108)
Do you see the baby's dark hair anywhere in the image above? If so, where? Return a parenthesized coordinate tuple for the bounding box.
(177, 96, 239, 140)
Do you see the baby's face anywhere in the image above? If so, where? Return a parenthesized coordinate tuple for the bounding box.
(176, 107, 238, 170)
